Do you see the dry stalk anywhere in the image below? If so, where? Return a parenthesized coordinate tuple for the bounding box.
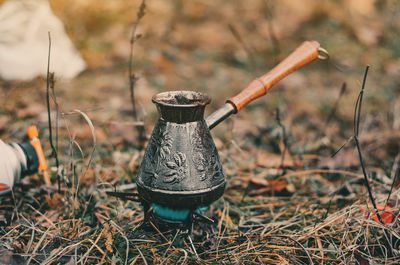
(46, 32, 60, 190)
(275, 107, 289, 173)
(128, 0, 147, 147)
(353, 66, 382, 223)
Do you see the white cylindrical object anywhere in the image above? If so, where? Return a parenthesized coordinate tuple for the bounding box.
(0, 140, 27, 195)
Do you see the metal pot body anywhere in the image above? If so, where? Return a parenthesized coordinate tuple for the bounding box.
(136, 91, 226, 209)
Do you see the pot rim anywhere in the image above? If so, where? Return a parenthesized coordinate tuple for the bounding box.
(152, 90, 211, 108)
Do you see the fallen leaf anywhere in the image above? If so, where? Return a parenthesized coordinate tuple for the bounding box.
(361, 204, 394, 224)
(45, 193, 64, 209)
(248, 177, 288, 195)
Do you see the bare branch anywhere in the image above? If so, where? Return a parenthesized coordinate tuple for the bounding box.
(128, 0, 146, 120)
(128, 0, 147, 148)
(46, 32, 60, 191)
(352, 66, 382, 223)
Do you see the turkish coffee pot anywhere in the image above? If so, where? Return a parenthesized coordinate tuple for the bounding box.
(136, 41, 327, 222)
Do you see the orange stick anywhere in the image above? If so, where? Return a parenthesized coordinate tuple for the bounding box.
(27, 126, 48, 171)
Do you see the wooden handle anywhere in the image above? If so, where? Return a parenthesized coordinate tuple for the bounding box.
(227, 40, 321, 112)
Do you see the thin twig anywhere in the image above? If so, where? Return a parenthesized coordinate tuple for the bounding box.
(128, 3, 145, 117)
(281, 236, 314, 265)
(352, 65, 382, 223)
(186, 234, 199, 259)
(161, 229, 180, 263)
(331, 136, 353, 158)
(137, 246, 148, 265)
(49, 70, 59, 166)
(384, 156, 400, 210)
(46, 32, 60, 191)
(128, 0, 146, 146)
(275, 108, 289, 173)
(70, 109, 96, 206)
(330, 66, 382, 224)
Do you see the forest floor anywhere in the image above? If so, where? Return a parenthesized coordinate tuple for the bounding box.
(1, 0, 400, 264)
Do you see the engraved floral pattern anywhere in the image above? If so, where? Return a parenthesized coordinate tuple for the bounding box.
(190, 124, 224, 181)
(140, 124, 173, 184)
(210, 154, 221, 180)
(139, 120, 224, 188)
(158, 130, 173, 159)
(193, 152, 207, 181)
(162, 152, 188, 183)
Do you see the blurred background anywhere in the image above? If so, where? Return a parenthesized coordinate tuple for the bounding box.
(1, 1, 400, 263)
